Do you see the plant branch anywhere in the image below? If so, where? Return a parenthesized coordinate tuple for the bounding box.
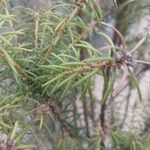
(44, 0, 86, 60)
(130, 37, 147, 54)
(63, 60, 116, 76)
(100, 21, 126, 50)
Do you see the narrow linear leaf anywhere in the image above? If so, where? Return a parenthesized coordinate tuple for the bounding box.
(80, 79, 91, 98)
(16, 145, 37, 149)
(0, 45, 20, 85)
(0, 36, 12, 46)
(10, 121, 18, 140)
(83, 56, 114, 63)
(129, 69, 142, 102)
(39, 114, 44, 129)
(132, 139, 136, 150)
(15, 124, 32, 142)
(50, 74, 75, 96)
(51, 53, 65, 62)
(73, 70, 97, 88)
(42, 74, 64, 87)
(39, 64, 69, 70)
(101, 69, 116, 104)
(98, 32, 115, 54)
(60, 75, 76, 100)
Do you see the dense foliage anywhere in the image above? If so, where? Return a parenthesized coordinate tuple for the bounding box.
(0, 0, 149, 149)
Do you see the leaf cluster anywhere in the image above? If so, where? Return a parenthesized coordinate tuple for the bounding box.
(0, 0, 146, 149)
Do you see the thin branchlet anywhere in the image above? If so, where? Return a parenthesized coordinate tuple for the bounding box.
(63, 60, 116, 76)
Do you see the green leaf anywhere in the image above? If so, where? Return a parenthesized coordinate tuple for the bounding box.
(10, 121, 19, 140)
(15, 124, 32, 142)
(51, 53, 65, 62)
(16, 145, 37, 149)
(0, 45, 21, 86)
(42, 74, 64, 87)
(129, 70, 142, 102)
(83, 56, 114, 63)
(73, 70, 97, 88)
(97, 32, 115, 55)
(39, 114, 44, 129)
(101, 69, 116, 104)
(131, 139, 136, 150)
(49, 74, 76, 96)
(0, 36, 12, 46)
(75, 41, 101, 56)
(60, 75, 76, 100)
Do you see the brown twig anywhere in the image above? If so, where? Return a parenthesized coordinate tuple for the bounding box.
(63, 60, 116, 76)
(113, 0, 118, 8)
(83, 97, 90, 137)
(100, 99, 107, 148)
(130, 37, 147, 54)
(100, 21, 126, 50)
(134, 59, 150, 66)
